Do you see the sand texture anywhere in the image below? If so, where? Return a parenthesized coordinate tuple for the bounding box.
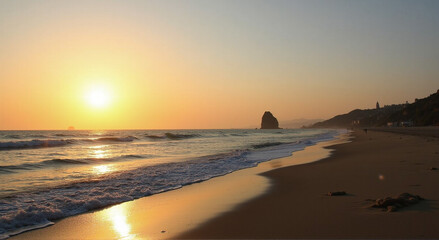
(179, 129, 439, 239)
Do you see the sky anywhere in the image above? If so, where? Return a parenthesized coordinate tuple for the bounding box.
(0, 0, 438, 130)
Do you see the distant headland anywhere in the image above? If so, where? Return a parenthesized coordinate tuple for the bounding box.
(310, 89, 439, 128)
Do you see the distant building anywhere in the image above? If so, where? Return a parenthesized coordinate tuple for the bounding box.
(387, 121, 413, 127)
(376, 101, 380, 110)
(387, 122, 398, 127)
(401, 121, 413, 127)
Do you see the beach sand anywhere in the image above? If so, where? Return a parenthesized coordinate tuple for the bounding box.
(11, 129, 439, 239)
(179, 129, 439, 239)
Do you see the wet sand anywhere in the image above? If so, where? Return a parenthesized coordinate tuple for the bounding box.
(179, 129, 439, 239)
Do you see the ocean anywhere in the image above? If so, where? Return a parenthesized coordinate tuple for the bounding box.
(0, 128, 342, 237)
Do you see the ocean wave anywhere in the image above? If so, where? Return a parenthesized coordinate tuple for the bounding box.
(0, 149, 250, 237)
(145, 134, 165, 140)
(145, 133, 199, 140)
(0, 135, 329, 237)
(229, 133, 247, 137)
(0, 129, 343, 237)
(28, 135, 49, 138)
(3, 135, 22, 139)
(53, 133, 77, 137)
(0, 139, 74, 150)
(47, 155, 148, 165)
(0, 136, 139, 151)
(89, 136, 138, 142)
(165, 133, 199, 140)
(53, 133, 115, 137)
(252, 142, 284, 149)
(0, 155, 150, 173)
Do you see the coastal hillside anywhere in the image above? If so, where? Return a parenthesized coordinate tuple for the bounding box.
(312, 90, 439, 128)
(385, 90, 439, 126)
(280, 119, 324, 128)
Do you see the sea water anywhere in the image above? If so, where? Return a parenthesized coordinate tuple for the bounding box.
(0, 128, 342, 237)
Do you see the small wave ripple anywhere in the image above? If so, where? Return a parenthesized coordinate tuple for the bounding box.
(145, 133, 199, 140)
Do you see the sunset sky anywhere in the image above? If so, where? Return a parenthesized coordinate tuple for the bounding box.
(1, 0, 438, 130)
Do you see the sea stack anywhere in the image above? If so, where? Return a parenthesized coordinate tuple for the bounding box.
(261, 111, 280, 129)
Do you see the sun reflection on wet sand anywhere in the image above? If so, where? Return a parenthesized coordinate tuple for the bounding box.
(106, 204, 136, 240)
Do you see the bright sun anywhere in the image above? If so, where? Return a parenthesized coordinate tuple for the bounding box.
(85, 85, 111, 108)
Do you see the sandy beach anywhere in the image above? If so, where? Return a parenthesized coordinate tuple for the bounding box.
(10, 132, 347, 240)
(10, 128, 439, 239)
(179, 128, 439, 239)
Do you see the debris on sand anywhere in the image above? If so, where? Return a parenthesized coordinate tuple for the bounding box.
(370, 193, 424, 212)
(327, 191, 347, 196)
(430, 167, 438, 171)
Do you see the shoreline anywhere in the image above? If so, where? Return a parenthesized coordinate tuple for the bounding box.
(179, 128, 439, 239)
(10, 131, 349, 240)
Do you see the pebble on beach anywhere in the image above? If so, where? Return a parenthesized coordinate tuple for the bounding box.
(327, 191, 347, 196)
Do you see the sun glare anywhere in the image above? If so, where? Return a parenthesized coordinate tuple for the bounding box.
(85, 85, 112, 108)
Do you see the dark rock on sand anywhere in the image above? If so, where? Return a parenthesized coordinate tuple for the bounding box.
(430, 167, 438, 170)
(371, 193, 423, 212)
(327, 191, 347, 196)
(387, 205, 398, 212)
(261, 111, 280, 129)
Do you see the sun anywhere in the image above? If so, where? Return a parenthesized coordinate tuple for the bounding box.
(85, 85, 112, 108)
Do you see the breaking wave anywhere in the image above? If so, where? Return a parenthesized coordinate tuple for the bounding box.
(252, 142, 284, 149)
(0, 154, 150, 173)
(0, 136, 138, 151)
(145, 133, 199, 140)
(0, 139, 74, 150)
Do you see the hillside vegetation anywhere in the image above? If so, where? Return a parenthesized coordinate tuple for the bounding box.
(312, 90, 439, 128)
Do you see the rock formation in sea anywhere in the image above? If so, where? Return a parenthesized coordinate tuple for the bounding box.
(261, 111, 280, 129)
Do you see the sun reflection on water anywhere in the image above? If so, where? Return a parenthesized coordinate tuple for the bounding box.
(93, 164, 113, 174)
(94, 150, 106, 158)
(88, 145, 109, 159)
(106, 204, 136, 240)
(87, 145, 118, 175)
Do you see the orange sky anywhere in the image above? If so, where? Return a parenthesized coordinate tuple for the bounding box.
(1, 1, 438, 130)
